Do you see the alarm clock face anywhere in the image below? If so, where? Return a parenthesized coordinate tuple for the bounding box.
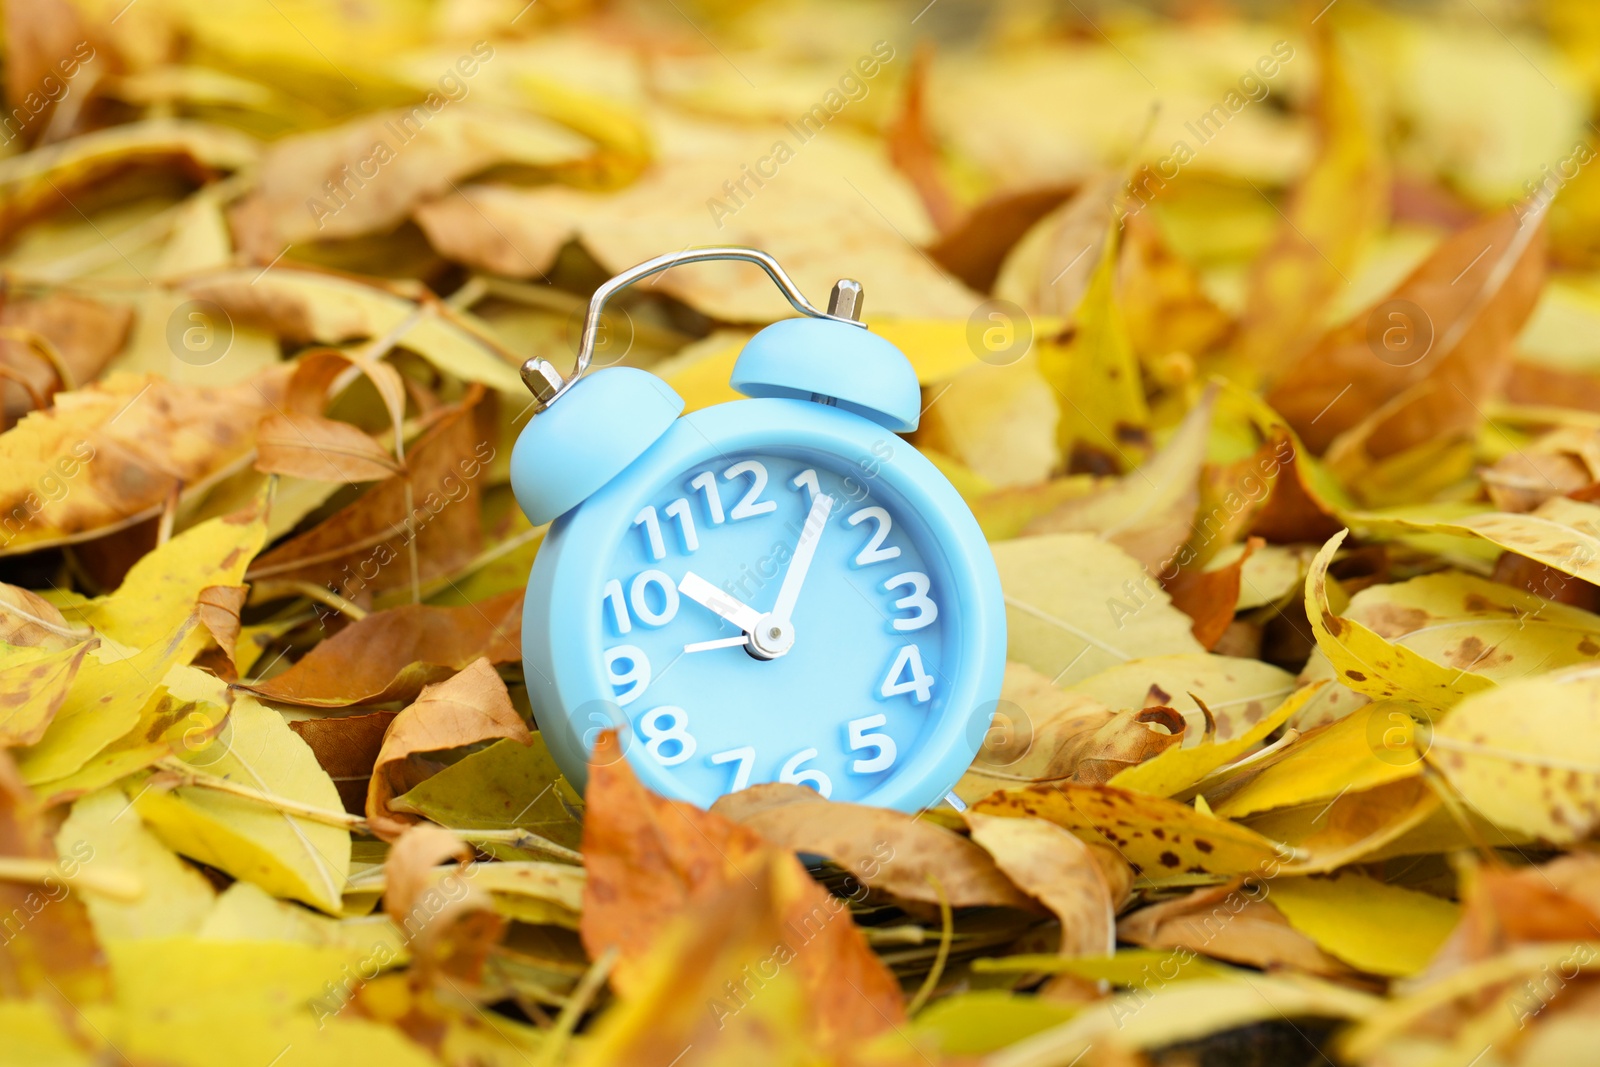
(527, 399, 1004, 812)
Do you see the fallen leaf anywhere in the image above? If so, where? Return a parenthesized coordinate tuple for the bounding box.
(1268, 207, 1546, 456)
(971, 781, 1287, 883)
(131, 694, 351, 914)
(1025, 384, 1217, 572)
(286, 710, 395, 813)
(1428, 664, 1600, 843)
(1236, 26, 1387, 382)
(382, 822, 502, 983)
(244, 393, 489, 599)
(1165, 536, 1262, 648)
(0, 369, 289, 555)
(1066, 652, 1297, 742)
(1305, 529, 1496, 711)
(389, 734, 584, 857)
(992, 533, 1203, 685)
(712, 783, 1034, 909)
(229, 106, 598, 255)
(254, 412, 403, 483)
(0, 291, 133, 422)
(241, 588, 522, 706)
(1037, 221, 1151, 473)
(967, 812, 1119, 956)
(1117, 879, 1357, 977)
(1266, 871, 1459, 977)
(366, 657, 532, 841)
(1110, 680, 1327, 797)
(1213, 699, 1426, 819)
(0, 639, 94, 746)
(579, 730, 905, 1045)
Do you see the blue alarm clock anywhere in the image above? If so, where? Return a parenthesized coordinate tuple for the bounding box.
(509, 248, 1004, 813)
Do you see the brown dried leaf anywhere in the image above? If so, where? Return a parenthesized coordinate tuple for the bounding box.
(286, 710, 395, 814)
(1268, 207, 1546, 456)
(254, 412, 404, 483)
(580, 732, 905, 1044)
(0, 368, 290, 555)
(1117, 880, 1357, 977)
(0, 291, 133, 422)
(0, 581, 87, 649)
(711, 783, 1034, 910)
(193, 578, 242, 651)
(1166, 537, 1262, 650)
(366, 657, 532, 841)
(0, 750, 108, 999)
(246, 392, 488, 598)
(240, 588, 522, 707)
(967, 812, 1120, 956)
(382, 822, 503, 985)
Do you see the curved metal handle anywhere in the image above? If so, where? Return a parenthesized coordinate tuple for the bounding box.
(520, 246, 866, 407)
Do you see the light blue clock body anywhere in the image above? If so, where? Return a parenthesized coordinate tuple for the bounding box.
(510, 314, 1005, 813)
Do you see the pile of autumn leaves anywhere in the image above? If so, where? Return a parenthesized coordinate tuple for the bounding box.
(8, 4, 1600, 1067)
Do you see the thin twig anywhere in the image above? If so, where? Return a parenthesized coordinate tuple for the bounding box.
(905, 874, 953, 1016)
(455, 828, 584, 864)
(534, 945, 618, 1066)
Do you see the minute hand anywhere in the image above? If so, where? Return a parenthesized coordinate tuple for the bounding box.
(769, 492, 834, 625)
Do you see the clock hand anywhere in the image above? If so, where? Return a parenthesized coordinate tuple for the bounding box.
(683, 635, 750, 653)
(768, 491, 835, 628)
(678, 571, 765, 634)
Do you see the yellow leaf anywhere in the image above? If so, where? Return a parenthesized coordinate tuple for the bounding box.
(907, 990, 1079, 1056)
(1215, 699, 1425, 818)
(917, 355, 1060, 489)
(1350, 495, 1600, 587)
(1428, 664, 1600, 843)
(1038, 222, 1151, 472)
(63, 507, 267, 658)
(1267, 871, 1458, 977)
(1305, 530, 1496, 712)
(186, 268, 527, 395)
(1244, 778, 1449, 874)
(197, 881, 407, 960)
(16, 617, 199, 785)
(0, 370, 288, 555)
(971, 782, 1288, 884)
(1067, 652, 1297, 741)
(1236, 25, 1387, 381)
(57, 787, 217, 941)
(993, 532, 1203, 686)
(31, 662, 233, 804)
(1025, 384, 1217, 571)
(132, 694, 352, 913)
(987, 973, 1378, 1063)
(0, 639, 93, 746)
(0, 119, 258, 245)
(1111, 680, 1327, 797)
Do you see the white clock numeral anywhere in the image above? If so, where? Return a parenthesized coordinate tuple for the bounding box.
(603, 579, 631, 635)
(883, 571, 938, 632)
(791, 468, 821, 502)
(663, 498, 699, 552)
(690, 471, 725, 525)
(604, 645, 651, 707)
(779, 748, 833, 798)
(710, 746, 756, 791)
(639, 706, 696, 766)
(629, 569, 679, 627)
(724, 460, 777, 520)
(880, 644, 934, 703)
(633, 505, 666, 561)
(847, 506, 900, 566)
(847, 714, 897, 774)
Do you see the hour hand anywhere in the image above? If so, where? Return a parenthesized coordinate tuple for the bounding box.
(678, 571, 764, 634)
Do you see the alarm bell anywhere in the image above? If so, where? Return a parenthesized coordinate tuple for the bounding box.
(512, 247, 921, 526)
